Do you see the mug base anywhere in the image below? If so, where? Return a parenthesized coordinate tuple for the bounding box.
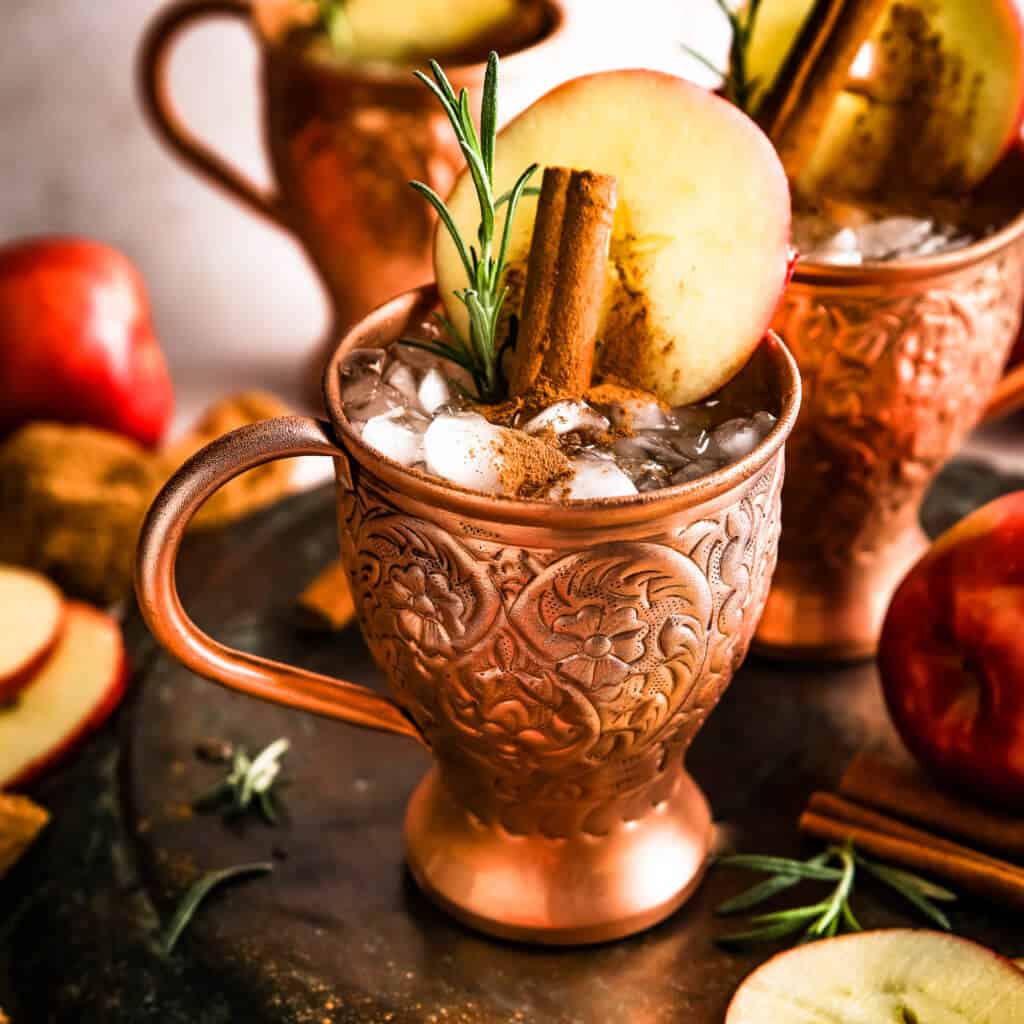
(403, 767, 712, 946)
(753, 525, 930, 662)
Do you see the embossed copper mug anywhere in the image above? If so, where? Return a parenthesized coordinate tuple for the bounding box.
(138, 0, 568, 340)
(136, 285, 801, 945)
(756, 147, 1024, 661)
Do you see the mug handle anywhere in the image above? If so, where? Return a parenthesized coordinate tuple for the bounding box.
(138, 0, 287, 230)
(135, 416, 425, 744)
(983, 359, 1024, 423)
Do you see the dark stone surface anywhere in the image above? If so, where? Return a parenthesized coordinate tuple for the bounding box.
(2, 458, 1023, 1023)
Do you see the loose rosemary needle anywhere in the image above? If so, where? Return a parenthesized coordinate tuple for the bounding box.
(193, 737, 290, 825)
(160, 862, 274, 955)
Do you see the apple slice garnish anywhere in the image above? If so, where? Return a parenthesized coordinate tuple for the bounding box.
(752, 0, 1024, 200)
(435, 69, 791, 407)
(726, 929, 1024, 1022)
(0, 602, 127, 790)
(0, 566, 65, 703)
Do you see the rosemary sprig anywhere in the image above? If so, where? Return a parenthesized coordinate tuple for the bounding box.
(715, 841, 956, 949)
(314, 0, 353, 52)
(682, 0, 764, 114)
(160, 862, 273, 955)
(405, 52, 539, 403)
(193, 737, 290, 825)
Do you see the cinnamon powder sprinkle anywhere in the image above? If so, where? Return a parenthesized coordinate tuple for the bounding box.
(490, 433, 573, 499)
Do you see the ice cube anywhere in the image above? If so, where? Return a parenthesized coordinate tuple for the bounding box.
(669, 427, 710, 460)
(361, 409, 428, 467)
(709, 418, 762, 462)
(423, 413, 508, 494)
(344, 381, 406, 423)
(752, 411, 777, 439)
(607, 398, 669, 431)
(340, 347, 387, 381)
(524, 400, 610, 438)
(418, 368, 451, 414)
(856, 217, 935, 261)
(559, 455, 638, 501)
(384, 360, 421, 405)
(671, 458, 721, 484)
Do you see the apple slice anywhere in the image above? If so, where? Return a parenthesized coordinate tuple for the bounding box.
(435, 70, 791, 407)
(0, 602, 127, 790)
(726, 929, 1024, 1023)
(0, 566, 65, 702)
(767, 0, 1024, 200)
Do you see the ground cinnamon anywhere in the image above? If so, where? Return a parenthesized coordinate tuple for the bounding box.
(840, 752, 1024, 859)
(800, 792, 1024, 910)
(756, 0, 889, 190)
(510, 166, 617, 401)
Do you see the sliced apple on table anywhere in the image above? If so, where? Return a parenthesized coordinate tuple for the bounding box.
(726, 929, 1024, 1023)
(0, 566, 65, 703)
(0, 602, 127, 790)
(435, 70, 792, 407)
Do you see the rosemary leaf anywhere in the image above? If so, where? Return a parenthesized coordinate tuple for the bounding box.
(858, 859, 953, 931)
(858, 858, 957, 903)
(717, 914, 815, 950)
(716, 853, 832, 915)
(161, 862, 273, 955)
(716, 854, 843, 881)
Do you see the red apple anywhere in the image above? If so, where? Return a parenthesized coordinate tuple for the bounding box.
(0, 566, 65, 703)
(0, 602, 128, 789)
(0, 237, 174, 447)
(879, 491, 1024, 810)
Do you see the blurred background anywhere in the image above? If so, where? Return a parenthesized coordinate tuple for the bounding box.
(0, 0, 729, 430)
(3, 0, 1019, 459)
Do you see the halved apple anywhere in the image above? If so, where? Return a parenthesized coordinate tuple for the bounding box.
(726, 929, 1024, 1023)
(435, 70, 792, 407)
(0, 566, 65, 703)
(0, 602, 127, 789)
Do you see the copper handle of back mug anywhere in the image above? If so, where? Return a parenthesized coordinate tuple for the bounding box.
(134, 414, 422, 743)
(138, 0, 570, 346)
(138, 0, 287, 229)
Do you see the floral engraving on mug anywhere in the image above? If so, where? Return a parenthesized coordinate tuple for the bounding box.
(776, 248, 1024, 568)
(341, 459, 782, 835)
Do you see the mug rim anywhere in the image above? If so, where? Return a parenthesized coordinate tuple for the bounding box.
(793, 149, 1024, 285)
(252, 0, 567, 84)
(323, 285, 802, 530)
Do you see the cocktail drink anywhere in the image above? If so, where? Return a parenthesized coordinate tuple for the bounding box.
(696, 0, 1024, 658)
(136, 60, 801, 943)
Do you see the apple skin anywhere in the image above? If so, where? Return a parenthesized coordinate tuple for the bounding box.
(0, 237, 173, 448)
(2, 602, 129, 791)
(879, 491, 1024, 811)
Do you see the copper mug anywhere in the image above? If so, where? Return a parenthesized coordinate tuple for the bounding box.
(756, 149, 1024, 661)
(136, 285, 801, 945)
(138, 0, 569, 337)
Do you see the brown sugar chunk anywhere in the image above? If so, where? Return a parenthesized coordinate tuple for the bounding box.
(0, 793, 50, 879)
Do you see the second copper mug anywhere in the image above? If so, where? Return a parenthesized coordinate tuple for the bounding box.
(136, 285, 801, 945)
(756, 148, 1024, 661)
(138, 0, 569, 336)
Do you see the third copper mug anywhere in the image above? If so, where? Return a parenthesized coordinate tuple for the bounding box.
(756, 147, 1024, 661)
(138, 0, 569, 337)
(136, 285, 801, 945)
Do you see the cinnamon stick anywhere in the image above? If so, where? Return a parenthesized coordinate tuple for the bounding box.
(800, 795, 1024, 910)
(841, 752, 1024, 859)
(510, 166, 617, 400)
(756, 0, 889, 188)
